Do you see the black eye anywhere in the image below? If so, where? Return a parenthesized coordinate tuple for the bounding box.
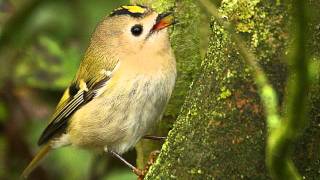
(131, 24, 143, 36)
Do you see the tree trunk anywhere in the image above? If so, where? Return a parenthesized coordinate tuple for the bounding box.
(139, 0, 320, 179)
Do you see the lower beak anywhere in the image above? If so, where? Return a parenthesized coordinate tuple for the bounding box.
(151, 12, 175, 32)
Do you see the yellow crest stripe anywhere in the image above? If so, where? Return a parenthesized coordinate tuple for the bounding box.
(122, 5, 146, 14)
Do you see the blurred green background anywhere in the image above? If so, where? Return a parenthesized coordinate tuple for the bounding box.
(0, 0, 142, 179)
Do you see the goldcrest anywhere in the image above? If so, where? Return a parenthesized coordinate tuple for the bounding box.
(22, 5, 176, 178)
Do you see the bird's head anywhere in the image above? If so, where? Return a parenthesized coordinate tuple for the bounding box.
(88, 5, 175, 61)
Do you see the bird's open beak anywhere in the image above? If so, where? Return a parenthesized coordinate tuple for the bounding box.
(151, 12, 175, 32)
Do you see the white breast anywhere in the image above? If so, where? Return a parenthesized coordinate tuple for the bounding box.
(109, 72, 176, 154)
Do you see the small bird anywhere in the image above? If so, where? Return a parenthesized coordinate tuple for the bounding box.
(22, 5, 176, 178)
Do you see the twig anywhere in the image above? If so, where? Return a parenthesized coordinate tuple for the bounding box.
(266, 0, 309, 179)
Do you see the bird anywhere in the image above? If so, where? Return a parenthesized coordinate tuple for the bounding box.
(22, 4, 176, 178)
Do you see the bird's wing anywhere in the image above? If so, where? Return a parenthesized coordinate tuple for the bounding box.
(37, 65, 117, 146)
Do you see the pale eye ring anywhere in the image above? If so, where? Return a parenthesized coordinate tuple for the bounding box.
(131, 24, 143, 36)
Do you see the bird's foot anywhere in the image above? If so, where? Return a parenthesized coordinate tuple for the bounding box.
(107, 149, 161, 180)
(136, 150, 161, 180)
(133, 168, 146, 180)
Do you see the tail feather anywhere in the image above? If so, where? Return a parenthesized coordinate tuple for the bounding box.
(21, 144, 51, 179)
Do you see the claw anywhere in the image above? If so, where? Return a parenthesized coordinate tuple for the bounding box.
(133, 168, 147, 180)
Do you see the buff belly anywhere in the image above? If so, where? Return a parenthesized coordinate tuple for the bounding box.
(63, 74, 175, 154)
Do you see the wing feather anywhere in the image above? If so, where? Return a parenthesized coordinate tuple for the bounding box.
(37, 74, 111, 145)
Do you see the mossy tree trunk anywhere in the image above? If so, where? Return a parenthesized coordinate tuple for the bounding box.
(144, 0, 287, 179)
(132, 0, 320, 179)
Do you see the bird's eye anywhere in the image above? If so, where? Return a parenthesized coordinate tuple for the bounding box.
(131, 24, 143, 36)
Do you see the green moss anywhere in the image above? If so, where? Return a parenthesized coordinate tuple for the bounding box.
(219, 86, 232, 100)
(145, 0, 289, 179)
(144, 0, 320, 178)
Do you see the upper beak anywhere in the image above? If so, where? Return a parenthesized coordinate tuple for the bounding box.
(151, 12, 175, 32)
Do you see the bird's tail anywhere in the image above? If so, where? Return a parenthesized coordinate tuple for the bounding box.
(21, 144, 51, 179)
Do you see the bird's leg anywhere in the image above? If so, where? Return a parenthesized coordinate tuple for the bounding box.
(108, 150, 144, 177)
(143, 135, 166, 141)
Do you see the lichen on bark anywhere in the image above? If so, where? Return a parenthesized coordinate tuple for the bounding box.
(130, 0, 319, 179)
(144, 0, 288, 179)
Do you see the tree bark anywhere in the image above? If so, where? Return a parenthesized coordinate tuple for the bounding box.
(132, 0, 320, 179)
(144, 0, 288, 178)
